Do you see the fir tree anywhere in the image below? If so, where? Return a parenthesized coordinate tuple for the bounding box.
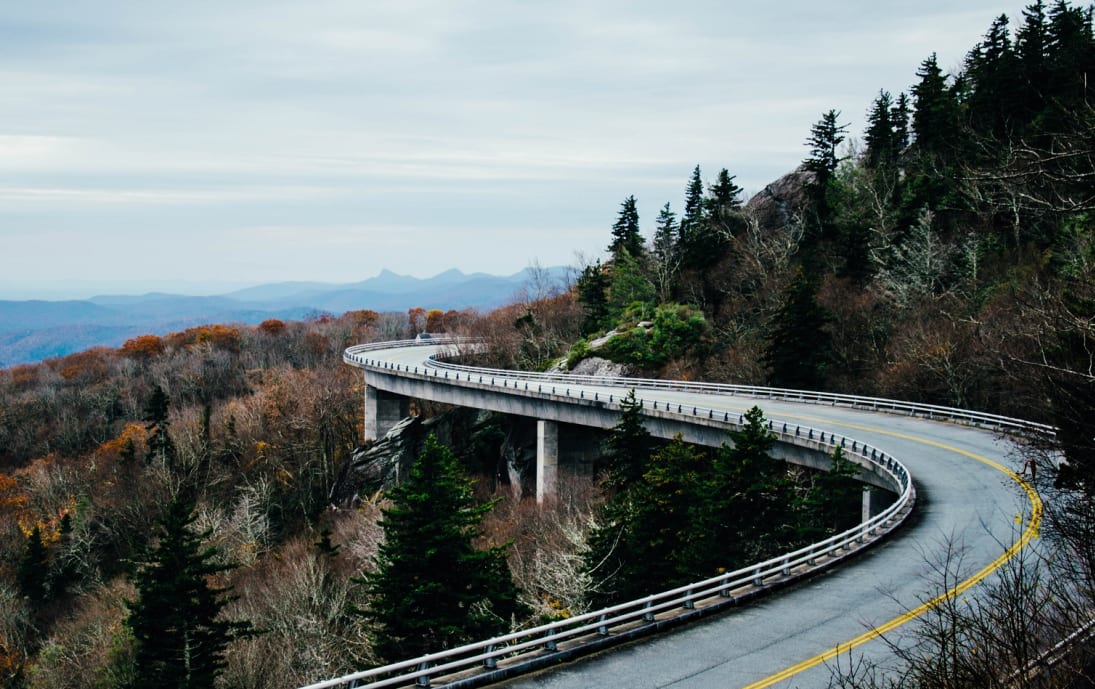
(1016, 0, 1050, 120)
(600, 390, 656, 493)
(892, 92, 911, 154)
(713, 406, 792, 567)
(803, 110, 849, 243)
(911, 53, 959, 158)
(362, 435, 524, 663)
(796, 446, 863, 540)
(805, 110, 848, 182)
(607, 250, 656, 320)
(608, 195, 643, 259)
(652, 202, 680, 301)
(686, 167, 742, 267)
(576, 260, 611, 335)
(126, 493, 251, 689)
(864, 90, 896, 169)
(704, 168, 744, 220)
(762, 266, 831, 391)
(678, 165, 706, 265)
(965, 14, 1017, 138)
(143, 384, 176, 468)
(586, 436, 709, 605)
(17, 524, 49, 604)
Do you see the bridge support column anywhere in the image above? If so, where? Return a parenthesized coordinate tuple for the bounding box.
(364, 383, 410, 442)
(536, 420, 558, 504)
(862, 486, 889, 522)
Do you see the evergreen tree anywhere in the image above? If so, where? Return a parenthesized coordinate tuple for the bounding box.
(362, 435, 524, 662)
(600, 390, 656, 493)
(803, 110, 849, 243)
(143, 384, 176, 467)
(678, 165, 706, 263)
(608, 195, 643, 260)
(704, 168, 744, 220)
(585, 432, 709, 606)
(126, 493, 251, 689)
(864, 90, 896, 169)
(796, 446, 863, 541)
(1016, 0, 1050, 121)
(607, 250, 656, 320)
(911, 53, 959, 158)
(804, 110, 849, 188)
(652, 202, 680, 301)
(576, 260, 611, 335)
(892, 92, 911, 154)
(762, 266, 831, 390)
(685, 167, 742, 267)
(17, 524, 49, 604)
(713, 406, 792, 567)
(965, 14, 1018, 138)
(1045, 0, 1095, 113)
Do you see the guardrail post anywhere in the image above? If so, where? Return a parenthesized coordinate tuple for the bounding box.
(415, 662, 431, 687)
(781, 558, 791, 576)
(643, 601, 655, 622)
(598, 614, 609, 636)
(543, 628, 558, 651)
(684, 590, 695, 609)
(753, 568, 764, 587)
(719, 577, 732, 597)
(484, 644, 499, 669)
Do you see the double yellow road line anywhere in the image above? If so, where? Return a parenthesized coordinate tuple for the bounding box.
(741, 421, 1043, 689)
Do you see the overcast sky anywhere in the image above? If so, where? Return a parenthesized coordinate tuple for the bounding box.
(1, 0, 1033, 299)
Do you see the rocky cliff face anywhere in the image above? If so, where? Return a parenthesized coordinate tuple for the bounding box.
(745, 167, 814, 232)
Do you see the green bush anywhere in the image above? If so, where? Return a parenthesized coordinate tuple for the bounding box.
(566, 338, 591, 370)
(601, 304, 707, 368)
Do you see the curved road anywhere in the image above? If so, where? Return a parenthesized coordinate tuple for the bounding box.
(349, 343, 1041, 689)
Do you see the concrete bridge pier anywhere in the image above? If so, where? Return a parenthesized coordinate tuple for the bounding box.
(364, 383, 410, 442)
(862, 486, 892, 522)
(536, 420, 558, 504)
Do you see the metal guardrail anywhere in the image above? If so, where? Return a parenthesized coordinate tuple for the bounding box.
(421, 352, 1054, 438)
(320, 339, 1043, 689)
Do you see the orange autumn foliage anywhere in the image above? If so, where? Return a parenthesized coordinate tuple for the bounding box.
(425, 309, 445, 332)
(344, 310, 380, 328)
(0, 473, 28, 515)
(96, 423, 149, 463)
(167, 324, 242, 352)
(120, 334, 165, 359)
(54, 347, 114, 382)
(258, 318, 287, 335)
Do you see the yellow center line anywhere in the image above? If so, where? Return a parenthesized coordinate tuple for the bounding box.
(738, 416, 1043, 689)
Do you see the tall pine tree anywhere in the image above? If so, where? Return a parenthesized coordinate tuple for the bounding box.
(910, 53, 959, 159)
(803, 110, 849, 243)
(126, 493, 251, 689)
(678, 165, 706, 268)
(652, 202, 680, 302)
(762, 266, 831, 390)
(362, 435, 524, 662)
(608, 195, 643, 260)
(143, 384, 176, 468)
(712, 406, 793, 567)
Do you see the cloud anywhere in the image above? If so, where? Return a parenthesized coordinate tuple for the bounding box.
(0, 0, 1035, 297)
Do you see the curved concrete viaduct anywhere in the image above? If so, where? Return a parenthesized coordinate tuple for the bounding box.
(336, 340, 1041, 689)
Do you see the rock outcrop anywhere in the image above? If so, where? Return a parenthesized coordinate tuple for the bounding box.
(745, 167, 814, 232)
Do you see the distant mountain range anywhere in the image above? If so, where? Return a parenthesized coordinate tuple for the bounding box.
(0, 267, 571, 367)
